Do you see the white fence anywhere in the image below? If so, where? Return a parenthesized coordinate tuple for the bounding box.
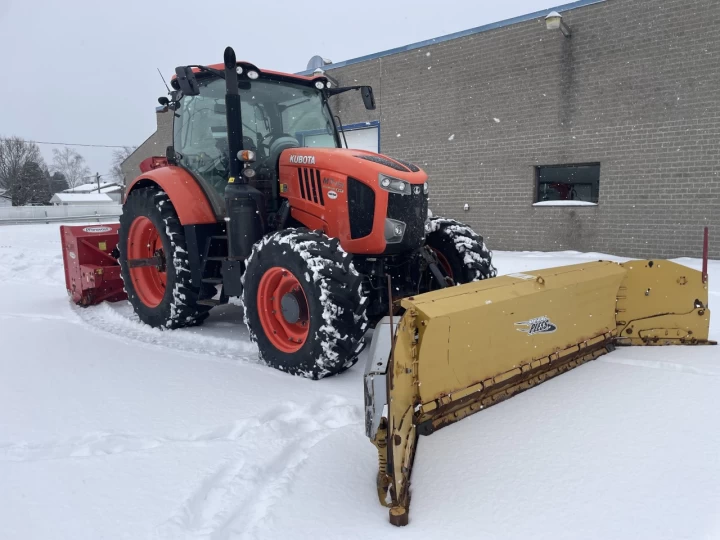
(0, 204, 122, 225)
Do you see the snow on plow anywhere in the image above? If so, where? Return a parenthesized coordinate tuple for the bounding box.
(364, 259, 714, 526)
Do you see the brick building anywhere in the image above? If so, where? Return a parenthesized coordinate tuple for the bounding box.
(123, 0, 720, 258)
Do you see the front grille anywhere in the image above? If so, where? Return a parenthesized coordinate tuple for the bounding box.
(348, 178, 375, 239)
(385, 191, 428, 253)
(354, 154, 410, 173)
(297, 167, 324, 206)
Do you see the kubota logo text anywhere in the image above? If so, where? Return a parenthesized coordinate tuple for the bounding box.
(289, 155, 316, 165)
(515, 316, 557, 336)
(83, 226, 112, 233)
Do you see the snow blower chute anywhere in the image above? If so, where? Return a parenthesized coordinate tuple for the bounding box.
(364, 258, 713, 526)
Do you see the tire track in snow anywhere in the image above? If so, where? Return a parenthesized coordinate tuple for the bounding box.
(0, 422, 256, 463)
(0, 401, 341, 463)
(154, 395, 362, 540)
(0, 312, 80, 323)
(70, 301, 260, 364)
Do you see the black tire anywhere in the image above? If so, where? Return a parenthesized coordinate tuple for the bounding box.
(241, 228, 369, 379)
(119, 187, 210, 329)
(425, 217, 497, 284)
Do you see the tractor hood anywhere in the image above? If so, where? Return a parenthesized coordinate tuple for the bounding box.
(279, 147, 428, 185)
(277, 146, 430, 256)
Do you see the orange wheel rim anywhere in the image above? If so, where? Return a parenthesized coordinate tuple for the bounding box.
(127, 216, 166, 308)
(257, 267, 310, 353)
(431, 247, 454, 280)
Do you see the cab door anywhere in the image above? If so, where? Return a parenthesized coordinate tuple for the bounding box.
(172, 79, 230, 217)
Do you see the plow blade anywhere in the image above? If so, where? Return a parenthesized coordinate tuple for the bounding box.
(364, 260, 713, 526)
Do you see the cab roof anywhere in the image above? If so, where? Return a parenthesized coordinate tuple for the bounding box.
(206, 62, 323, 82)
(170, 61, 326, 87)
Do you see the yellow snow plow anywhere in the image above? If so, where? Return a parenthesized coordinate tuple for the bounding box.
(364, 259, 713, 526)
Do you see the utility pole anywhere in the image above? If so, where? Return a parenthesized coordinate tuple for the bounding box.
(96, 172, 101, 194)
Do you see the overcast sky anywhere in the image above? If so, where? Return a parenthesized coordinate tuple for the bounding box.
(0, 0, 557, 177)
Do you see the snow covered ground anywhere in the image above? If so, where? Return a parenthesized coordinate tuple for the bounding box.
(1, 223, 718, 540)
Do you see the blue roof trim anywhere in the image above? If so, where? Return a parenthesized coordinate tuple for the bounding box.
(297, 0, 606, 75)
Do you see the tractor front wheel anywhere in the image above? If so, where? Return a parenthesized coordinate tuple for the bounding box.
(425, 217, 497, 286)
(242, 229, 368, 379)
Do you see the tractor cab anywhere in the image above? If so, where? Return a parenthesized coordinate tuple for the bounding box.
(167, 59, 374, 222)
(171, 72, 339, 210)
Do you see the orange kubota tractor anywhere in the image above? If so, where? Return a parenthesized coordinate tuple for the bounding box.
(115, 47, 495, 378)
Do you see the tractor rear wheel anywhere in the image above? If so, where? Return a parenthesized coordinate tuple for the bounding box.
(119, 187, 210, 329)
(425, 217, 497, 286)
(242, 229, 368, 379)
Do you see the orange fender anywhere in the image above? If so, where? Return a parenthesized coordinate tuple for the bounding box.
(125, 166, 217, 225)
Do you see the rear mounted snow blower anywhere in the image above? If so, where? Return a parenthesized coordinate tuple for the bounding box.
(60, 224, 127, 306)
(365, 257, 714, 526)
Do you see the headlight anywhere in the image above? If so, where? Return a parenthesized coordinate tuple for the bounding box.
(378, 174, 409, 195)
(423, 182, 429, 195)
(384, 218, 406, 244)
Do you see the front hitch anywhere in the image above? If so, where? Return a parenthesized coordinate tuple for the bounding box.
(419, 246, 451, 288)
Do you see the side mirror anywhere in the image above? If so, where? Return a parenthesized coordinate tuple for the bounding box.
(361, 86, 376, 110)
(158, 96, 170, 106)
(174, 66, 200, 96)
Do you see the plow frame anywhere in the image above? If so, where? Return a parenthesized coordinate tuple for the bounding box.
(365, 258, 713, 526)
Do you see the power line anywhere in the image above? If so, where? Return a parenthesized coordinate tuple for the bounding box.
(0, 137, 132, 149)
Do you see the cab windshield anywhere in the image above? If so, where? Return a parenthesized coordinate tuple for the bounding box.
(173, 76, 338, 198)
(241, 78, 339, 149)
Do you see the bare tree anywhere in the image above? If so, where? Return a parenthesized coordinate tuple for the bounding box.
(110, 146, 136, 184)
(51, 147, 91, 189)
(0, 136, 46, 206)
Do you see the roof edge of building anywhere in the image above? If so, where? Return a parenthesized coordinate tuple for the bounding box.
(121, 128, 160, 170)
(296, 0, 606, 76)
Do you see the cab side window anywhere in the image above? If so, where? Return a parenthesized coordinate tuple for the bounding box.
(173, 82, 229, 196)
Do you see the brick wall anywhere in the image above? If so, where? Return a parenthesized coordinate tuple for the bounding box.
(123, 0, 719, 258)
(120, 111, 173, 185)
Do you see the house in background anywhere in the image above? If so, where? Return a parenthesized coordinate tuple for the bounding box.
(50, 193, 115, 206)
(63, 181, 123, 203)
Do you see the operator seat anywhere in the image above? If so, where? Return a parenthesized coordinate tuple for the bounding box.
(268, 135, 299, 166)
